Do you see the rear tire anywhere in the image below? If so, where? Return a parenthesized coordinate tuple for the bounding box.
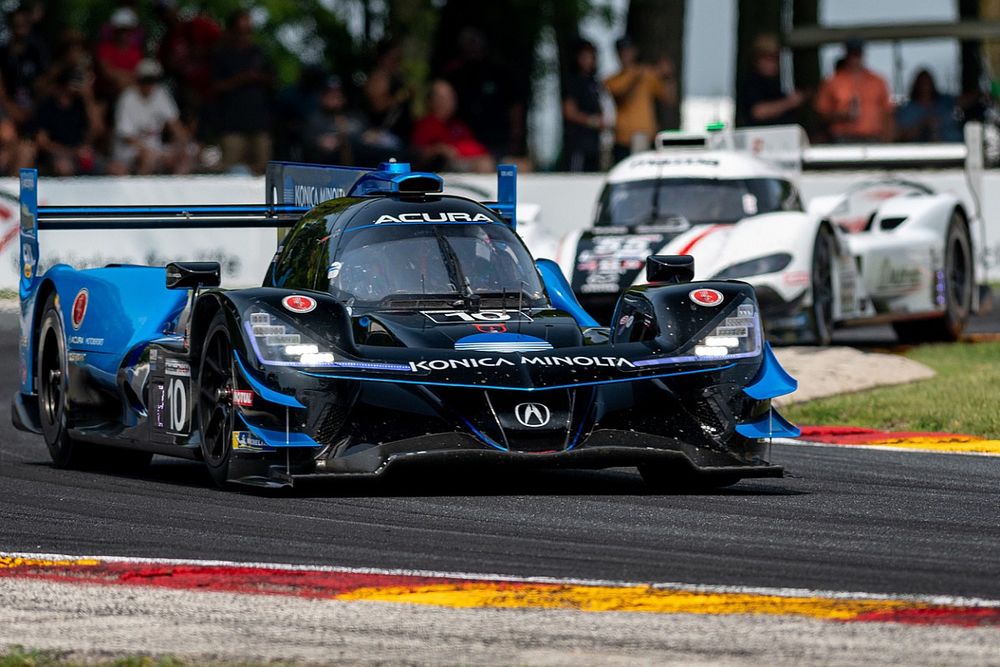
(638, 464, 741, 493)
(196, 311, 235, 488)
(807, 226, 836, 346)
(37, 293, 88, 468)
(892, 212, 972, 343)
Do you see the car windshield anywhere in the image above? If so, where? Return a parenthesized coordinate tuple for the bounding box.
(330, 223, 546, 307)
(595, 177, 800, 227)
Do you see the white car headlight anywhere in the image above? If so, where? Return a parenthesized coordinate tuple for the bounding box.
(692, 301, 761, 359)
(245, 306, 342, 367)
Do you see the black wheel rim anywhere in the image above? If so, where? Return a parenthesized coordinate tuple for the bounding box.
(39, 328, 63, 431)
(812, 234, 834, 339)
(199, 329, 233, 467)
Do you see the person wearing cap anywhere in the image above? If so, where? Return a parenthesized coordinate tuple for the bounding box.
(605, 36, 675, 161)
(95, 7, 144, 96)
(737, 34, 804, 127)
(814, 39, 893, 143)
(111, 59, 192, 174)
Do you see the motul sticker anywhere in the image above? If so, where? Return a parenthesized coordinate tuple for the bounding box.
(232, 389, 254, 407)
(689, 288, 724, 307)
(282, 295, 317, 314)
(71, 289, 88, 329)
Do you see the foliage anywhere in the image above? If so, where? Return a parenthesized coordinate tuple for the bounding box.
(784, 341, 1000, 438)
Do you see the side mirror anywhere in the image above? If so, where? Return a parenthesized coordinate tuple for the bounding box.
(166, 261, 221, 290)
(646, 255, 694, 284)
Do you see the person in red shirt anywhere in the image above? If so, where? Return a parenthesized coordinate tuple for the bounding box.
(95, 7, 143, 98)
(154, 0, 221, 111)
(411, 79, 494, 173)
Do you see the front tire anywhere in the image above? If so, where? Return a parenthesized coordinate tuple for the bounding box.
(37, 293, 87, 468)
(808, 226, 836, 346)
(893, 213, 972, 343)
(196, 311, 236, 487)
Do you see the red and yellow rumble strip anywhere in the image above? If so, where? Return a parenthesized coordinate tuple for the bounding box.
(1, 554, 997, 627)
(798, 426, 1000, 455)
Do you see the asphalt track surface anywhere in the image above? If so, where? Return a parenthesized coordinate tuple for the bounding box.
(1, 314, 999, 602)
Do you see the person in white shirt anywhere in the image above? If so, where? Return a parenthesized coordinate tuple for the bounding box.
(112, 58, 192, 174)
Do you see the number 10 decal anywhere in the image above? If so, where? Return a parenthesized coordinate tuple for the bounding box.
(167, 377, 189, 434)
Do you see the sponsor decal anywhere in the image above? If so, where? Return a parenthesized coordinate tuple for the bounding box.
(282, 295, 317, 314)
(689, 288, 724, 307)
(454, 333, 553, 353)
(67, 352, 86, 363)
(421, 309, 532, 325)
(232, 430, 270, 451)
(327, 261, 342, 280)
(374, 212, 493, 224)
(877, 260, 921, 292)
(408, 355, 636, 373)
(232, 389, 254, 407)
(474, 323, 507, 333)
(514, 402, 551, 428)
(71, 289, 88, 330)
(165, 358, 191, 378)
(291, 184, 346, 206)
(627, 156, 719, 168)
(575, 234, 665, 294)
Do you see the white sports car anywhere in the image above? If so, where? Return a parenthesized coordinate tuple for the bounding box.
(559, 125, 989, 344)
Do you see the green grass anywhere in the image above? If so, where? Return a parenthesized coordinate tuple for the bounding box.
(0, 647, 187, 667)
(783, 341, 1000, 439)
(0, 288, 17, 300)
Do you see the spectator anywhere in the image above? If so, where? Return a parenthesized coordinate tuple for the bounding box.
(303, 76, 364, 165)
(443, 27, 525, 161)
(153, 0, 221, 123)
(411, 79, 494, 173)
(814, 39, 893, 143)
(362, 38, 412, 151)
(0, 94, 36, 176)
(605, 36, 673, 161)
(737, 34, 804, 127)
(0, 7, 49, 127)
(111, 59, 192, 175)
(34, 69, 103, 176)
(562, 39, 607, 172)
(896, 69, 962, 143)
(212, 10, 274, 174)
(95, 7, 143, 98)
(37, 29, 90, 99)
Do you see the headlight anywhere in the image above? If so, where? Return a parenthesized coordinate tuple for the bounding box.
(692, 300, 761, 359)
(713, 253, 792, 279)
(244, 305, 341, 367)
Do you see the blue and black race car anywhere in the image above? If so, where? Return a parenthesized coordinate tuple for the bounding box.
(11, 161, 798, 490)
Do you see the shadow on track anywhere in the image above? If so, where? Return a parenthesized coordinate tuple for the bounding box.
(21, 454, 803, 499)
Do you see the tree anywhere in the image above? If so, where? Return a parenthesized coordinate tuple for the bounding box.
(626, 0, 684, 130)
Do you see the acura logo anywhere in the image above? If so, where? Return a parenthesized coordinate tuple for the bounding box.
(514, 403, 551, 428)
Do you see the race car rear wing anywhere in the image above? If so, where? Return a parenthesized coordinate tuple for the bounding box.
(265, 160, 518, 228)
